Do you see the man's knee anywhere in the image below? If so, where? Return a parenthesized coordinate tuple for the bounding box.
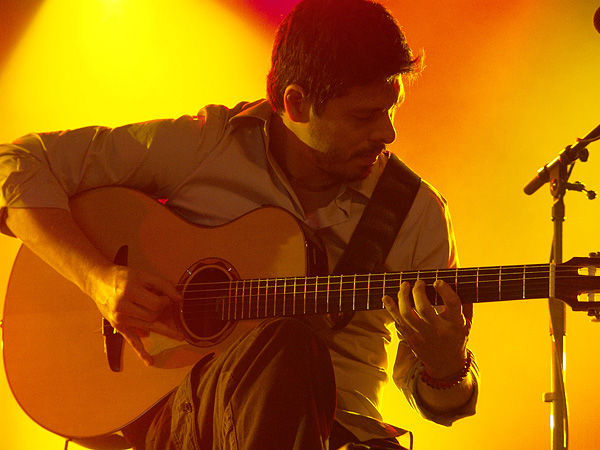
(256, 317, 329, 360)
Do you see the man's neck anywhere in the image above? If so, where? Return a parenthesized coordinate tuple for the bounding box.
(269, 113, 342, 215)
(269, 113, 339, 190)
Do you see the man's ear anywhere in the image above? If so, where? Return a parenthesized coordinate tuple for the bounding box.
(282, 85, 310, 123)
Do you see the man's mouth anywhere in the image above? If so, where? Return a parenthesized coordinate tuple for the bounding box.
(356, 149, 383, 164)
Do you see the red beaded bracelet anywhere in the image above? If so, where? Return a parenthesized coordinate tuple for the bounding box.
(420, 349, 473, 390)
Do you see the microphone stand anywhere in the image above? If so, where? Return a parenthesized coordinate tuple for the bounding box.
(546, 161, 568, 450)
(524, 123, 600, 450)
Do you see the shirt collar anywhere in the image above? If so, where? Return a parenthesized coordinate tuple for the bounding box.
(229, 99, 273, 130)
(228, 98, 387, 201)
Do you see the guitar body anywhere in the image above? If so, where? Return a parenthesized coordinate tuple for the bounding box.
(4, 188, 599, 448)
(2, 187, 321, 442)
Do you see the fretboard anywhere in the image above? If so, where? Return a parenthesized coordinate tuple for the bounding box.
(217, 264, 556, 321)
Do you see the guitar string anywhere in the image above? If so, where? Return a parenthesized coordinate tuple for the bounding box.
(179, 286, 552, 313)
(173, 265, 582, 291)
(175, 270, 585, 300)
(177, 283, 585, 321)
(167, 266, 593, 319)
(175, 270, 588, 297)
(178, 291, 595, 321)
(175, 274, 589, 318)
(178, 277, 557, 304)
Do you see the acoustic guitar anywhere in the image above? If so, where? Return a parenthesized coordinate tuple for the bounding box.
(3, 187, 599, 447)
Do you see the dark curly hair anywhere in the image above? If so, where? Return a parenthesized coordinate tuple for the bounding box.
(267, 0, 420, 115)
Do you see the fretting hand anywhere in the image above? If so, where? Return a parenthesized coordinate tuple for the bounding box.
(383, 279, 470, 379)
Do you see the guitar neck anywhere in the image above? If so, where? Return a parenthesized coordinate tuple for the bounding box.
(218, 264, 561, 321)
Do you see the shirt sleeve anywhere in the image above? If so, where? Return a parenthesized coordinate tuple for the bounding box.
(390, 183, 479, 426)
(0, 113, 210, 236)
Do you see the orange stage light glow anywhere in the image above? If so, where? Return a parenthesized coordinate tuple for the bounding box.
(1, 1, 599, 450)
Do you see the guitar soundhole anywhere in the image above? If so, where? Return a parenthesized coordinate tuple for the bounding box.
(178, 259, 238, 345)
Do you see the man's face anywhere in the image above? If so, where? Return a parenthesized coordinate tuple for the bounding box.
(303, 77, 403, 183)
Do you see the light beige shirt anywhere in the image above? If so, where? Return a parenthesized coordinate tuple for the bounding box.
(0, 99, 478, 440)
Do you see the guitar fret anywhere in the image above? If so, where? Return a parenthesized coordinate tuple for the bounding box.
(245, 279, 249, 318)
(283, 277, 289, 316)
(416, 271, 421, 308)
(250, 279, 255, 319)
(454, 268, 458, 294)
(264, 278, 269, 318)
(476, 267, 479, 303)
(339, 274, 343, 313)
(276, 278, 281, 317)
(279, 277, 284, 316)
(498, 266, 502, 301)
(282, 277, 287, 316)
(238, 280, 247, 319)
(259, 278, 264, 318)
(227, 281, 233, 320)
(229, 282, 234, 320)
(274, 278, 279, 317)
(293, 277, 297, 315)
(246, 279, 251, 319)
(275, 278, 287, 316)
(235, 279, 240, 319)
(326, 275, 330, 313)
(522, 265, 526, 299)
(270, 278, 274, 317)
(257, 278, 261, 318)
(223, 283, 229, 320)
(233, 280, 238, 320)
(274, 278, 277, 316)
(435, 269, 439, 306)
(303, 277, 307, 315)
(314, 276, 318, 314)
(248, 279, 253, 318)
(275, 278, 281, 317)
(353, 274, 357, 311)
(279, 278, 283, 316)
(251, 279, 256, 319)
(550, 263, 555, 299)
(271, 278, 275, 317)
(367, 274, 371, 310)
(243, 279, 248, 319)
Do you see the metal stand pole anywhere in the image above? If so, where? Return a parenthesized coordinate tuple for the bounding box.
(524, 122, 600, 449)
(546, 188, 568, 450)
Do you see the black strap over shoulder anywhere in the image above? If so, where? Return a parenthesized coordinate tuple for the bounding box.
(330, 153, 421, 329)
(333, 152, 421, 276)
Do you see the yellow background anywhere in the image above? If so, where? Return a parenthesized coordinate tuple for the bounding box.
(1, 1, 599, 449)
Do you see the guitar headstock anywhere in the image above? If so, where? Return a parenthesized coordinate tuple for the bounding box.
(556, 256, 600, 318)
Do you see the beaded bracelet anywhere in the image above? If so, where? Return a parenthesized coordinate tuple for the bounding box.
(420, 349, 473, 390)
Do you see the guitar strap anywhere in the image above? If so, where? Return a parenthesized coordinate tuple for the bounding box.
(330, 152, 421, 329)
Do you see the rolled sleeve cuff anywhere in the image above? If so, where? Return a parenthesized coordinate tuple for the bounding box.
(400, 351, 479, 427)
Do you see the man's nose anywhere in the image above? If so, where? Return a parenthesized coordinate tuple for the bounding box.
(372, 112, 396, 145)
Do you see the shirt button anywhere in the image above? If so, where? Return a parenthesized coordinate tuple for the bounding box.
(182, 401, 193, 413)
